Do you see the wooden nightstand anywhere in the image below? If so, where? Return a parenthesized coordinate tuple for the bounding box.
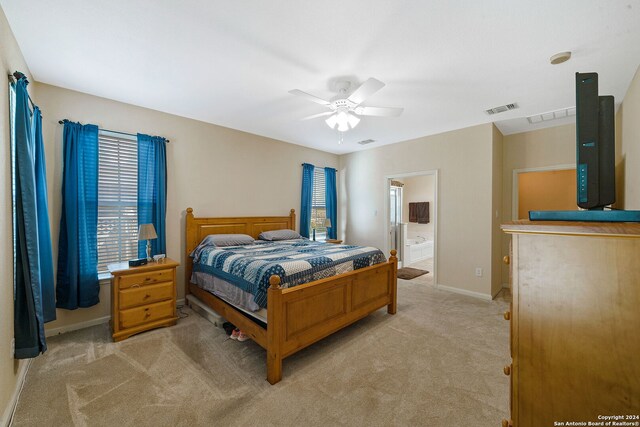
(108, 258, 180, 342)
(325, 239, 343, 244)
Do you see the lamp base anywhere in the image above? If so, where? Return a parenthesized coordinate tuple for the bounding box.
(146, 240, 153, 262)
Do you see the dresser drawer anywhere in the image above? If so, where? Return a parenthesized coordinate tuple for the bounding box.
(119, 281, 174, 309)
(119, 300, 174, 329)
(118, 268, 174, 289)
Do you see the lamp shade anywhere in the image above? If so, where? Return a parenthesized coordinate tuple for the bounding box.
(324, 218, 332, 228)
(138, 223, 157, 241)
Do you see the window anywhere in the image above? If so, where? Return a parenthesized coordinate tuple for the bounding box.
(97, 132, 138, 274)
(311, 167, 327, 240)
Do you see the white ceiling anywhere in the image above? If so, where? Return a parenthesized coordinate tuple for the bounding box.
(2, 0, 640, 154)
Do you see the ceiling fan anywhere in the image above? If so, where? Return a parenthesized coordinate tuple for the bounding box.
(289, 78, 403, 132)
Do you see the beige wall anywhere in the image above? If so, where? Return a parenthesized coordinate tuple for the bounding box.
(34, 82, 339, 333)
(620, 66, 640, 209)
(491, 125, 503, 296)
(0, 6, 31, 423)
(340, 124, 497, 298)
(400, 174, 435, 240)
(502, 124, 576, 221)
(500, 123, 575, 285)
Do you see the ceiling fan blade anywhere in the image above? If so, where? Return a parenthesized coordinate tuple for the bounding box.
(301, 111, 334, 121)
(347, 78, 385, 104)
(356, 106, 404, 117)
(288, 89, 331, 106)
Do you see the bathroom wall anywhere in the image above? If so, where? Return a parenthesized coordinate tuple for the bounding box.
(401, 174, 436, 240)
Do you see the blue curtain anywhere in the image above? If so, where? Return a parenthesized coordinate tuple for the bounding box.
(32, 107, 56, 322)
(137, 134, 167, 258)
(324, 167, 337, 239)
(56, 122, 100, 309)
(300, 163, 314, 238)
(12, 77, 55, 359)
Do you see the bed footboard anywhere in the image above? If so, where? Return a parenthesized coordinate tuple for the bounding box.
(266, 250, 397, 384)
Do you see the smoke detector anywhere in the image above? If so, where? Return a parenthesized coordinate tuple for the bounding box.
(550, 51, 572, 65)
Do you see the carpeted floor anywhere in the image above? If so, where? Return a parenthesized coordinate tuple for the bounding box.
(11, 281, 510, 427)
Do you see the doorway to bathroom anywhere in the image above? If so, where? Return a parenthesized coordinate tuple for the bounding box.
(385, 170, 438, 284)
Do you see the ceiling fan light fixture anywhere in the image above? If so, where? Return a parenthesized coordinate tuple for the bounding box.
(326, 111, 360, 132)
(347, 113, 360, 128)
(325, 114, 338, 129)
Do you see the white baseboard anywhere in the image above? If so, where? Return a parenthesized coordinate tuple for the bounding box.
(45, 315, 111, 337)
(45, 298, 187, 338)
(1, 359, 30, 427)
(435, 283, 493, 301)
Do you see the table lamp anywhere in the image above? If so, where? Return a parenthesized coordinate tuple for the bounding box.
(138, 224, 157, 262)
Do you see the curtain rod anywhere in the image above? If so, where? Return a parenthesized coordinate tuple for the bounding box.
(8, 71, 36, 110)
(300, 163, 334, 169)
(58, 120, 170, 143)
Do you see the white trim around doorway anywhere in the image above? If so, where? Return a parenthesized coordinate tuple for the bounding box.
(383, 170, 439, 286)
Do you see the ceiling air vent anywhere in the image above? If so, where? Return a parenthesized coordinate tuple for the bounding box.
(485, 103, 519, 115)
(357, 139, 376, 145)
(527, 106, 576, 124)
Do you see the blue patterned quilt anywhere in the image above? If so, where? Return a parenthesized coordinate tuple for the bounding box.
(191, 240, 386, 308)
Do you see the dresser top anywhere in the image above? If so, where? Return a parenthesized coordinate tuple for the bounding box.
(501, 220, 640, 237)
(108, 258, 180, 274)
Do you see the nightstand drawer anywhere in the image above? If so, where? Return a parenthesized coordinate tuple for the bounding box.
(118, 268, 173, 289)
(119, 300, 174, 329)
(119, 281, 174, 309)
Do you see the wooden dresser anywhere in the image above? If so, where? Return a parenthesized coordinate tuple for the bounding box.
(108, 258, 180, 341)
(500, 221, 640, 427)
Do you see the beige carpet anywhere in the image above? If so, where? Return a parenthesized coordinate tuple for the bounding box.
(12, 281, 510, 427)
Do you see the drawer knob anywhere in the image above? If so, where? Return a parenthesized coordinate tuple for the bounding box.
(503, 365, 511, 376)
(503, 255, 510, 265)
(144, 277, 152, 282)
(143, 294, 151, 300)
(145, 312, 151, 319)
(501, 420, 513, 427)
(503, 311, 511, 321)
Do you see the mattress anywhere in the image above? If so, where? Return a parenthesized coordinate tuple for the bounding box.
(191, 239, 386, 314)
(191, 270, 268, 322)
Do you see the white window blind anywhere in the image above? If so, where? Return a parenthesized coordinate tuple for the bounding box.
(97, 133, 138, 273)
(311, 167, 327, 239)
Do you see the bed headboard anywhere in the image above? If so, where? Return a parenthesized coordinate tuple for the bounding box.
(184, 207, 296, 295)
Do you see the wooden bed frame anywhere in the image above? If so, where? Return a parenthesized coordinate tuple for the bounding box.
(185, 207, 397, 384)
